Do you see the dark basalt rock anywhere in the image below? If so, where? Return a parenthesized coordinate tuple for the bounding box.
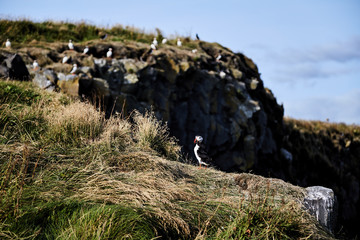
(1, 52, 30, 80)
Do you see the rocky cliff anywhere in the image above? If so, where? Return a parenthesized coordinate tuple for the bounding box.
(1, 40, 284, 172)
(1, 37, 359, 238)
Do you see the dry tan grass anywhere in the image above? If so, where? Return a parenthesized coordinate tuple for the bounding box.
(284, 117, 360, 136)
(67, 152, 196, 236)
(97, 114, 132, 152)
(234, 173, 305, 200)
(132, 110, 181, 161)
(46, 101, 104, 144)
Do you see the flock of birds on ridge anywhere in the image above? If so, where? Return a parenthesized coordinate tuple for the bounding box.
(4, 33, 222, 77)
(3, 34, 214, 168)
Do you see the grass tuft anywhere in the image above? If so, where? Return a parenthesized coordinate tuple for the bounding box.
(133, 110, 181, 161)
(45, 101, 104, 147)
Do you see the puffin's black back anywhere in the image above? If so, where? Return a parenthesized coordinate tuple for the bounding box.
(197, 142, 211, 161)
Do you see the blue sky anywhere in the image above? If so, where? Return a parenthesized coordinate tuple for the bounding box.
(1, 0, 360, 124)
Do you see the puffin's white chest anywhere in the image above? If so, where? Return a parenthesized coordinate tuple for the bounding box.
(194, 144, 200, 161)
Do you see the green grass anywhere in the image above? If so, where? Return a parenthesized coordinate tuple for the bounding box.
(0, 81, 42, 105)
(216, 194, 307, 239)
(0, 81, 46, 144)
(0, 19, 100, 44)
(1, 19, 170, 46)
(7, 201, 169, 240)
(0, 80, 331, 239)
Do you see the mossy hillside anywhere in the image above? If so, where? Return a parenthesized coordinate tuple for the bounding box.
(0, 79, 334, 239)
(0, 19, 203, 50)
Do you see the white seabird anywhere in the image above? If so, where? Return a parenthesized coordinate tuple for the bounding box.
(68, 40, 74, 50)
(70, 64, 77, 74)
(33, 60, 39, 71)
(194, 135, 210, 168)
(219, 71, 226, 79)
(106, 48, 112, 58)
(83, 46, 89, 54)
(177, 38, 182, 47)
(152, 37, 158, 46)
(150, 43, 156, 50)
(162, 38, 167, 44)
(192, 49, 198, 53)
(216, 54, 222, 62)
(5, 39, 11, 48)
(62, 54, 69, 64)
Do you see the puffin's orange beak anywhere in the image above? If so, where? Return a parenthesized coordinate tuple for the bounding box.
(194, 139, 197, 143)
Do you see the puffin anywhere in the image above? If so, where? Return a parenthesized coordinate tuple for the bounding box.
(68, 40, 74, 50)
(83, 46, 89, 55)
(196, 33, 200, 40)
(106, 48, 112, 58)
(177, 38, 182, 47)
(5, 39, 11, 48)
(70, 63, 77, 74)
(194, 135, 210, 168)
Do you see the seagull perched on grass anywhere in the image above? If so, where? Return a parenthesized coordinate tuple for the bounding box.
(106, 48, 112, 58)
(194, 135, 210, 169)
(5, 39, 11, 48)
(68, 40, 74, 50)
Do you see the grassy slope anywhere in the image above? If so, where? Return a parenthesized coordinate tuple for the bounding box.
(0, 80, 332, 239)
(0, 19, 197, 49)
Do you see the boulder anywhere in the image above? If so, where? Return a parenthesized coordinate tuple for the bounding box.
(92, 77, 110, 97)
(0, 65, 9, 78)
(303, 186, 337, 232)
(33, 72, 52, 89)
(2, 53, 30, 80)
(25, 47, 55, 66)
(280, 148, 293, 163)
(57, 75, 79, 96)
(43, 69, 58, 85)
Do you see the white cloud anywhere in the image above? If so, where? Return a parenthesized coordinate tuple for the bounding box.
(250, 36, 360, 89)
(268, 36, 360, 64)
(297, 36, 360, 63)
(284, 89, 360, 124)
